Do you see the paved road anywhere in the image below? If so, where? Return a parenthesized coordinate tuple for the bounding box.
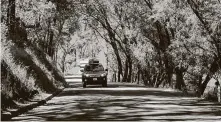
(12, 75, 221, 121)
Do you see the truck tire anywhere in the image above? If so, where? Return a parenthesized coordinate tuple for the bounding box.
(83, 81, 86, 88)
(102, 80, 107, 87)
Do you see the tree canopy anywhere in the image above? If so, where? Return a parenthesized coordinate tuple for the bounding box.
(1, 0, 221, 96)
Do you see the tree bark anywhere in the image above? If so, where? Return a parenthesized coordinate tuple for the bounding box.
(48, 30, 54, 57)
(175, 67, 186, 90)
(127, 56, 132, 83)
(122, 59, 128, 82)
(200, 58, 219, 95)
(109, 41, 123, 82)
(8, 0, 16, 39)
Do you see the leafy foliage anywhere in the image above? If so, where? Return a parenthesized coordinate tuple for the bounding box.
(1, 0, 221, 109)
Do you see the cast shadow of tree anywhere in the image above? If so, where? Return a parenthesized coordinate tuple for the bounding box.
(12, 87, 221, 121)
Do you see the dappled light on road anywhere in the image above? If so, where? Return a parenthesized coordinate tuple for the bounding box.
(12, 81, 221, 121)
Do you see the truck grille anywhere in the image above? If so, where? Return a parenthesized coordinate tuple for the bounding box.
(88, 74, 100, 77)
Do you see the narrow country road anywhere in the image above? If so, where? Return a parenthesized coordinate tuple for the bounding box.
(11, 76, 221, 121)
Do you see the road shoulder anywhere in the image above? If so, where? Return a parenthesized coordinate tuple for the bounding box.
(1, 88, 64, 121)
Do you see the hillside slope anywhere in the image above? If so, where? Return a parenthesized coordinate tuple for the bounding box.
(1, 38, 68, 111)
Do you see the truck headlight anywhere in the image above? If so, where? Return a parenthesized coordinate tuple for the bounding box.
(84, 74, 89, 77)
(101, 73, 106, 77)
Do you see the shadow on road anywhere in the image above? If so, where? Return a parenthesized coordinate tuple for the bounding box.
(60, 87, 187, 98)
(11, 82, 221, 121)
(67, 82, 146, 88)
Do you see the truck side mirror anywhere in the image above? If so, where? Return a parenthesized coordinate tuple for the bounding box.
(80, 69, 84, 72)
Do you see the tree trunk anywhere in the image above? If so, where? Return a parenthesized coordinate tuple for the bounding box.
(122, 59, 128, 82)
(127, 56, 132, 83)
(137, 70, 140, 84)
(48, 30, 54, 57)
(8, 0, 16, 39)
(113, 71, 117, 82)
(164, 55, 173, 86)
(155, 74, 163, 87)
(195, 75, 203, 97)
(110, 41, 123, 82)
(200, 58, 219, 95)
(61, 52, 67, 73)
(175, 67, 186, 90)
(46, 19, 51, 55)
